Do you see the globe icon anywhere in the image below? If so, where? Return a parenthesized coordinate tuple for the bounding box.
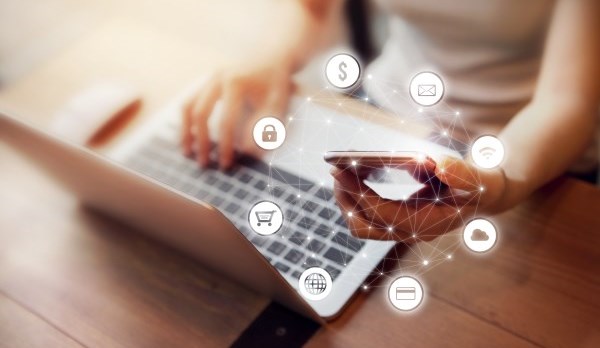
(304, 272, 327, 295)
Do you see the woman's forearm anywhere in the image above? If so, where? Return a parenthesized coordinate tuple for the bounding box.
(498, 99, 597, 209)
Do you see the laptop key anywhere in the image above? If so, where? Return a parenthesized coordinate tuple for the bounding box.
(285, 209, 299, 221)
(332, 232, 365, 252)
(325, 265, 342, 280)
(271, 186, 286, 198)
(254, 180, 268, 191)
(267, 241, 286, 255)
(238, 173, 253, 183)
(304, 257, 323, 267)
(315, 188, 333, 202)
(286, 194, 298, 204)
(275, 262, 290, 273)
(314, 224, 332, 238)
(335, 215, 347, 227)
(284, 249, 305, 264)
(306, 239, 326, 253)
(289, 231, 306, 246)
(324, 247, 353, 266)
(234, 188, 249, 199)
(318, 207, 337, 220)
(298, 217, 316, 230)
(302, 201, 319, 213)
(218, 181, 233, 192)
(210, 196, 225, 207)
(291, 270, 302, 279)
(225, 202, 241, 214)
(251, 236, 269, 247)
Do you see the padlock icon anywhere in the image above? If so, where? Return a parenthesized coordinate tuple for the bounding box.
(262, 125, 277, 142)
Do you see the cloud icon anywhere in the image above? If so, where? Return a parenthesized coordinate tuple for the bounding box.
(471, 229, 490, 242)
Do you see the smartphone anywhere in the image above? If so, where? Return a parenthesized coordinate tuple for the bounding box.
(323, 151, 437, 173)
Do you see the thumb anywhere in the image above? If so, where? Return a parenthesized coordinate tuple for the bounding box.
(435, 156, 506, 206)
(434, 156, 483, 192)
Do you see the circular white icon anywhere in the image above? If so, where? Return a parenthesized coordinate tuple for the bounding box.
(248, 201, 283, 236)
(463, 218, 497, 253)
(325, 53, 361, 89)
(409, 71, 445, 106)
(471, 135, 505, 169)
(388, 276, 424, 311)
(253, 116, 286, 150)
(298, 267, 333, 301)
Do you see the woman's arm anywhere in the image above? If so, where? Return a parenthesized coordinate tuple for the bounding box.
(331, 0, 600, 242)
(181, 0, 343, 168)
(498, 0, 600, 210)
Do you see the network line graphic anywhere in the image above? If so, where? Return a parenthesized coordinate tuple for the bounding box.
(258, 64, 502, 305)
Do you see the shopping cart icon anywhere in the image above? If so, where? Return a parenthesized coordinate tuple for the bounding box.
(255, 210, 277, 226)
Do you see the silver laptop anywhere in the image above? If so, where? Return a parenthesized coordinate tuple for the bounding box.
(0, 83, 456, 322)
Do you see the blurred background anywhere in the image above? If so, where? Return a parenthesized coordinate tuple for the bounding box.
(0, 0, 387, 89)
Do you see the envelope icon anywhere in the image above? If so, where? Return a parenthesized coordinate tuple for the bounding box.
(418, 84, 436, 96)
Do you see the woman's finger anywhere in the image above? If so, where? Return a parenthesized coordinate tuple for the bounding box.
(333, 181, 393, 240)
(190, 77, 222, 167)
(217, 81, 245, 169)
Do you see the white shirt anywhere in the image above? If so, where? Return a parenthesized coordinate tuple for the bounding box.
(365, 0, 597, 171)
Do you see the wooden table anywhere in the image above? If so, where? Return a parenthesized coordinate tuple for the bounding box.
(1, 7, 599, 348)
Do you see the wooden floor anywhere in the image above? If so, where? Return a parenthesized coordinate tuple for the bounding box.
(1, 2, 599, 347)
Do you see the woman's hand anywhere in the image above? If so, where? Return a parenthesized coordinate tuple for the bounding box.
(331, 156, 508, 243)
(181, 60, 295, 169)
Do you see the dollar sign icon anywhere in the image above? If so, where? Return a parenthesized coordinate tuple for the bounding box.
(338, 61, 347, 81)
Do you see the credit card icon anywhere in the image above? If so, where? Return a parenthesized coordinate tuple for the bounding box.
(396, 287, 416, 300)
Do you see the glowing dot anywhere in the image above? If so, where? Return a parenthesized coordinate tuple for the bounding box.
(362, 253, 367, 258)
(423, 260, 429, 266)
(351, 160, 357, 166)
(457, 209, 461, 213)
(442, 131, 448, 136)
(307, 236, 311, 240)
(359, 127, 364, 131)
(412, 233, 416, 238)
(299, 148, 303, 152)
(440, 168, 445, 173)
(400, 120, 405, 124)
(393, 89, 397, 93)
(418, 108, 423, 113)
(447, 255, 452, 259)
(363, 285, 368, 290)
(320, 182, 324, 186)
(455, 111, 460, 116)
(327, 119, 331, 124)
(380, 272, 384, 275)
(338, 102, 342, 106)
(480, 186, 485, 192)
(297, 194, 301, 198)
(388, 226, 394, 232)
(364, 97, 369, 102)
(360, 193, 364, 197)
(289, 116, 293, 121)
(435, 197, 440, 202)
(307, 97, 312, 101)
(367, 74, 373, 79)
(368, 225, 372, 229)
(347, 211, 353, 217)
(311, 253, 315, 257)
(402, 195, 408, 200)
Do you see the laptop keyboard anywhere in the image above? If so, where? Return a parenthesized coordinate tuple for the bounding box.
(121, 122, 365, 286)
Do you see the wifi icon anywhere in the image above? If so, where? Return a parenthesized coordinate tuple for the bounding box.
(479, 147, 496, 159)
(471, 136, 504, 169)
